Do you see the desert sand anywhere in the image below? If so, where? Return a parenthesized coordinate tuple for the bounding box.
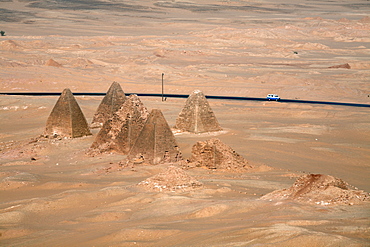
(1, 0, 370, 246)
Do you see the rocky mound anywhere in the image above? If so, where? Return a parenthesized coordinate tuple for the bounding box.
(137, 166, 203, 192)
(45, 58, 63, 67)
(0, 137, 47, 161)
(0, 40, 20, 50)
(188, 138, 251, 171)
(359, 16, 370, 23)
(72, 58, 94, 68)
(328, 63, 351, 69)
(261, 174, 370, 206)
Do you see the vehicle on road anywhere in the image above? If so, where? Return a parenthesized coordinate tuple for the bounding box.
(267, 94, 280, 101)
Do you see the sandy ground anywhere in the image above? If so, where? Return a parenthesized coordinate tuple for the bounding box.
(1, 0, 369, 246)
(1, 96, 369, 246)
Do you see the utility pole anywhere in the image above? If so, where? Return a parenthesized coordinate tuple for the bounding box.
(153, 122, 157, 164)
(161, 73, 164, 101)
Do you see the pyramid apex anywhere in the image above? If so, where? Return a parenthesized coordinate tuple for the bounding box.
(109, 81, 122, 91)
(105, 81, 125, 96)
(61, 88, 72, 95)
(151, 108, 161, 114)
(90, 82, 126, 128)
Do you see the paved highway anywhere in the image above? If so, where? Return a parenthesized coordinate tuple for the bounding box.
(1, 92, 369, 108)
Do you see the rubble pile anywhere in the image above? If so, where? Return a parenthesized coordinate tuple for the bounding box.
(138, 166, 203, 192)
(328, 63, 351, 69)
(189, 138, 251, 171)
(261, 174, 370, 205)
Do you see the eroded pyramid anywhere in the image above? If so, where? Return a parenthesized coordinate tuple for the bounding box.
(44, 88, 91, 138)
(261, 174, 370, 206)
(174, 90, 222, 133)
(90, 81, 126, 128)
(138, 166, 203, 192)
(128, 109, 181, 164)
(189, 138, 250, 171)
(89, 94, 149, 155)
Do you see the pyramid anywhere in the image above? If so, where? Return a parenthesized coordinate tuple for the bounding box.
(174, 90, 222, 133)
(128, 109, 181, 164)
(189, 138, 250, 170)
(90, 81, 126, 128)
(89, 94, 149, 154)
(44, 88, 92, 138)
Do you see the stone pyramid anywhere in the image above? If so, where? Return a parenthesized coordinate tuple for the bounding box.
(128, 109, 181, 164)
(44, 88, 91, 138)
(90, 81, 126, 128)
(174, 90, 222, 133)
(189, 138, 250, 170)
(89, 94, 149, 155)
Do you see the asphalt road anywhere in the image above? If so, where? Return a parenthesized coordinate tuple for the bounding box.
(1, 92, 369, 108)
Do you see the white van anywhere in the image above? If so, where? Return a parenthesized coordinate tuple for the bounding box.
(266, 94, 280, 101)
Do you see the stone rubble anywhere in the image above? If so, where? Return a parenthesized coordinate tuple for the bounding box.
(137, 165, 203, 192)
(188, 138, 251, 171)
(261, 174, 370, 205)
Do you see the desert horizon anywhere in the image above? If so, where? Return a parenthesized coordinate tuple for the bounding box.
(1, 0, 369, 246)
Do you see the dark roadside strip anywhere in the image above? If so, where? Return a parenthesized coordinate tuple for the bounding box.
(279, 99, 370, 108)
(206, 95, 370, 108)
(1, 92, 369, 108)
